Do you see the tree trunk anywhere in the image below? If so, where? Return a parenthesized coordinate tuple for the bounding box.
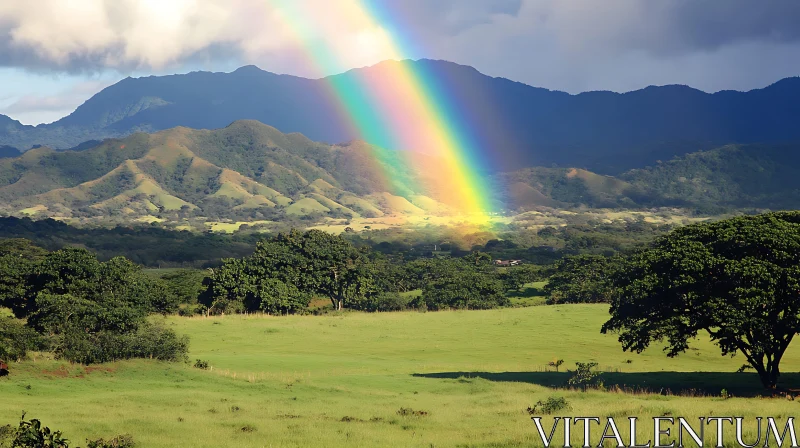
(757, 367, 779, 390)
(750, 354, 782, 391)
(337, 300, 343, 311)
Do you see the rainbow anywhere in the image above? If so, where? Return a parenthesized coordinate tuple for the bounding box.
(270, 0, 495, 218)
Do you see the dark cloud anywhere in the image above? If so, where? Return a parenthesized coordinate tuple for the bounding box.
(598, 0, 800, 56)
(380, 0, 522, 35)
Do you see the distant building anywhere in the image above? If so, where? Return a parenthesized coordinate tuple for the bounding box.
(494, 259, 522, 266)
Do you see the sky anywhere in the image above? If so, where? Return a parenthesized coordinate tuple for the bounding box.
(1, 0, 799, 125)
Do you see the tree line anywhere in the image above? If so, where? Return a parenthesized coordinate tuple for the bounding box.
(199, 229, 539, 315)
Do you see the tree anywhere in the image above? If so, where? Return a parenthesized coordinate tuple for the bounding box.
(159, 269, 206, 305)
(419, 270, 508, 310)
(1, 247, 187, 364)
(202, 230, 373, 312)
(464, 251, 493, 267)
(602, 212, 800, 390)
(0, 317, 42, 362)
(277, 230, 374, 311)
(545, 255, 620, 304)
(499, 264, 540, 292)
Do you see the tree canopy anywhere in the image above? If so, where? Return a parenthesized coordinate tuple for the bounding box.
(544, 254, 620, 304)
(0, 244, 187, 364)
(602, 212, 800, 390)
(202, 229, 374, 313)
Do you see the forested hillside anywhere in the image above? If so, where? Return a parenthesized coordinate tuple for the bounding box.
(496, 144, 800, 213)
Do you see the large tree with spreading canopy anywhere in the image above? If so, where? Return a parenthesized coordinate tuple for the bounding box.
(602, 212, 800, 390)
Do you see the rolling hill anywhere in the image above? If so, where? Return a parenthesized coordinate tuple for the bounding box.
(0, 121, 454, 220)
(1, 60, 799, 174)
(495, 143, 800, 212)
(1, 120, 799, 222)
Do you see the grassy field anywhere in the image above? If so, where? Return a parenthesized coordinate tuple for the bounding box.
(507, 281, 548, 307)
(3, 305, 800, 447)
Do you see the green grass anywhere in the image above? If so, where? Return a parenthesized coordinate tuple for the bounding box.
(507, 281, 548, 307)
(2, 306, 800, 447)
(285, 197, 330, 215)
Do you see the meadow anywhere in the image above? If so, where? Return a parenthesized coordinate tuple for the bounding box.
(2, 305, 800, 447)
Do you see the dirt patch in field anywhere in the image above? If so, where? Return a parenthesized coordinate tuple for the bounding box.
(41, 365, 71, 378)
(84, 366, 117, 375)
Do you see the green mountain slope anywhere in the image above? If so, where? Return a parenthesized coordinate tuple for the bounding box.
(1, 122, 797, 223)
(495, 144, 800, 212)
(0, 121, 453, 220)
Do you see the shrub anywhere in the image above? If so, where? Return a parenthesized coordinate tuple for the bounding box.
(86, 434, 135, 448)
(178, 304, 204, 317)
(0, 425, 15, 448)
(351, 292, 410, 312)
(193, 359, 210, 370)
(547, 359, 564, 372)
(0, 317, 42, 362)
(526, 396, 569, 415)
(56, 321, 188, 365)
(396, 408, 428, 417)
(8, 413, 69, 448)
(567, 362, 602, 390)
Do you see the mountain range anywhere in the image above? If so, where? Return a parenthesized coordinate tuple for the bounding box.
(1, 120, 798, 221)
(2, 59, 800, 174)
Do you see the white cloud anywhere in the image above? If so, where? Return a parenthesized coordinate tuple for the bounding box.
(0, 0, 414, 77)
(0, 0, 798, 109)
(0, 79, 116, 124)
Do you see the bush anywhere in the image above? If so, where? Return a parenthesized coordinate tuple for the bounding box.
(194, 359, 210, 370)
(526, 396, 569, 415)
(351, 292, 410, 312)
(56, 321, 188, 365)
(567, 362, 603, 390)
(8, 413, 69, 448)
(178, 304, 204, 317)
(0, 425, 15, 448)
(547, 359, 564, 372)
(86, 434, 135, 448)
(0, 317, 42, 362)
(396, 408, 428, 417)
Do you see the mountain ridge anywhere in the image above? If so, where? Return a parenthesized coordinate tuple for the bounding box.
(1, 59, 799, 174)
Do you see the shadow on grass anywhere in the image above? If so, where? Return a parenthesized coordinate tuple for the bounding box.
(412, 371, 800, 397)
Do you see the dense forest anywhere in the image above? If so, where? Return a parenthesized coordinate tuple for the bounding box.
(0, 215, 674, 268)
